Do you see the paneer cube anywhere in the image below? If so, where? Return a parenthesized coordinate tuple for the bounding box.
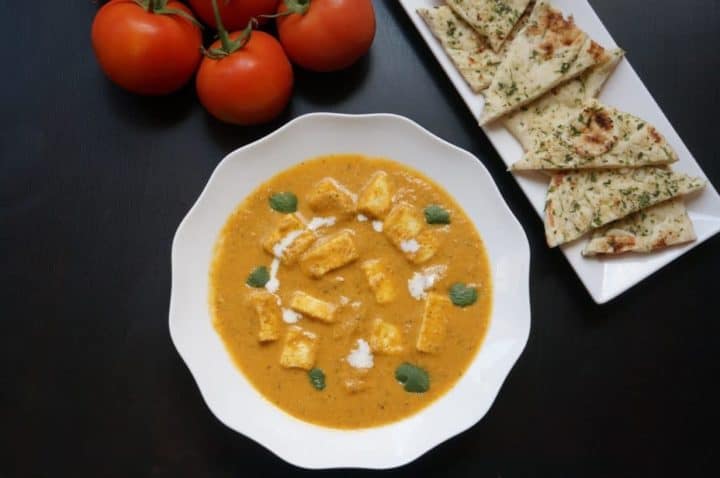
(383, 202, 424, 248)
(262, 214, 316, 265)
(406, 229, 443, 264)
(289, 291, 337, 323)
(368, 318, 404, 355)
(279, 326, 319, 370)
(300, 229, 359, 278)
(360, 259, 397, 304)
(416, 293, 451, 353)
(279, 230, 316, 265)
(306, 177, 357, 216)
(247, 290, 282, 342)
(357, 171, 393, 218)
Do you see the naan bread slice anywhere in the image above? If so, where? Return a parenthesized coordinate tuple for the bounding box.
(513, 99, 679, 170)
(418, 6, 498, 92)
(582, 198, 696, 256)
(545, 167, 705, 247)
(479, 1, 607, 125)
(418, 4, 534, 92)
(446, 0, 532, 52)
(504, 48, 624, 151)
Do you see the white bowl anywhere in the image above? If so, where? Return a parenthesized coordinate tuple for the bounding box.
(169, 113, 531, 469)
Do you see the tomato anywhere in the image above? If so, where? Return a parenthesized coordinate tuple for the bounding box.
(276, 0, 375, 72)
(196, 31, 293, 125)
(91, 0, 202, 95)
(187, 0, 279, 31)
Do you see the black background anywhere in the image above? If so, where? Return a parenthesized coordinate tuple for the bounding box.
(2, 1, 719, 476)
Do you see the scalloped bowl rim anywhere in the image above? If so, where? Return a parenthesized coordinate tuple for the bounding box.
(169, 113, 531, 469)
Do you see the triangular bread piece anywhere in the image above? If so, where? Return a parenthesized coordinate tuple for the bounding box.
(446, 0, 533, 52)
(418, 4, 534, 92)
(582, 198, 696, 255)
(504, 48, 624, 150)
(479, 1, 607, 125)
(417, 6, 498, 92)
(545, 167, 705, 247)
(512, 100, 679, 170)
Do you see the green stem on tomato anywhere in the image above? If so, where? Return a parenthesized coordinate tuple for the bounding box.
(133, 0, 150, 12)
(135, 0, 203, 27)
(203, 0, 255, 58)
(283, 0, 311, 15)
(210, 0, 233, 53)
(260, 0, 311, 19)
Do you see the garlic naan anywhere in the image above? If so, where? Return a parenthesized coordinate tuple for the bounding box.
(513, 100, 679, 170)
(419, 4, 534, 92)
(480, 1, 607, 125)
(545, 167, 705, 247)
(583, 198, 696, 255)
(446, 0, 532, 53)
(504, 48, 624, 151)
(418, 6, 498, 92)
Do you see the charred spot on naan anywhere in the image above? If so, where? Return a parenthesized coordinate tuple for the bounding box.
(567, 105, 617, 157)
(648, 126, 663, 143)
(592, 108, 613, 130)
(587, 41, 607, 63)
(545, 199, 556, 228)
(552, 173, 566, 185)
(652, 236, 669, 251)
(534, 12, 583, 58)
(607, 234, 636, 252)
(528, 8, 572, 37)
(545, 174, 566, 230)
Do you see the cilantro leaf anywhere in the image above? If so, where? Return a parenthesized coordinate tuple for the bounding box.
(424, 205, 451, 225)
(308, 368, 326, 391)
(449, 283, 478, 307)
(246, 266, 270, 288)
(395, 363, 430, 393)
(269, 192, 298, 213)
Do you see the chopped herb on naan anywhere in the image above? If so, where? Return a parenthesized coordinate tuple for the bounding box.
(446, 0, 532, 53)
(544, 167, 705, 247)
(583, 198, 695, 255)
(513, 99, 679, 170)
(479, 1, 607, 125)
(504, 48, 624, 151)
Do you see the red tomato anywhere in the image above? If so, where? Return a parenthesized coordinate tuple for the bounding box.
(91, 0, 202, 95)
(196, 31, 293, 125)
(187, 0, 279, 31)
(276, 0, 375, 72)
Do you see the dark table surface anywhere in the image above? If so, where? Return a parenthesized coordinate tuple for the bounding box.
(2, 0, 720, 476)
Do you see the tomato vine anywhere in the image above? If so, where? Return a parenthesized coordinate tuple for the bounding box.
(132, 0, 202, 27)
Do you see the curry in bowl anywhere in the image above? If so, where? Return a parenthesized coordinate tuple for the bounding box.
(210, 154, 492, 429)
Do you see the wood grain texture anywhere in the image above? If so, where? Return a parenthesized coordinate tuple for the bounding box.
(1, 0, 719, 476)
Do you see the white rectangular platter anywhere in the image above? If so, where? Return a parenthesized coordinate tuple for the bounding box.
(399, 0, 720, 304)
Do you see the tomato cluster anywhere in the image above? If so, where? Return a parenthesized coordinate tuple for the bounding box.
(91, 0, 376, 125)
